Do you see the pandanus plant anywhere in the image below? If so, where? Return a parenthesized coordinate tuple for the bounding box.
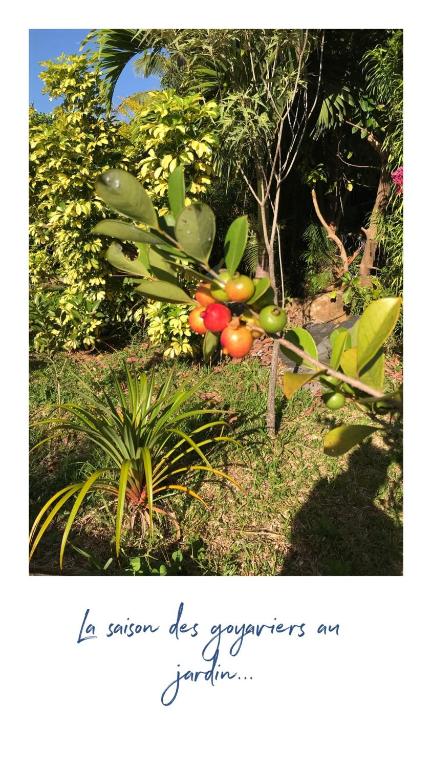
(30, 365, 239, 569)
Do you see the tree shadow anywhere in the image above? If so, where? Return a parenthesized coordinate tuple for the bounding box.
(280, 441, 402, 576)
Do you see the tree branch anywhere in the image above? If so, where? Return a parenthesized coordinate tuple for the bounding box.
(311, 188, 349, 272)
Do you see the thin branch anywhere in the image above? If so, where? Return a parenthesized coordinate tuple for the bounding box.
(347, 242, 364, 267)
(276, 337, 384, 399)
(311, 188, 349, 272)
(337, 152, 380, 170)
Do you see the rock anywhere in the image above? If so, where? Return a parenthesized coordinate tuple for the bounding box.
(307, 291, 347, 323)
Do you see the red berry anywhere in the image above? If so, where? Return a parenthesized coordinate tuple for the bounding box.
(202, 303, 232, 332)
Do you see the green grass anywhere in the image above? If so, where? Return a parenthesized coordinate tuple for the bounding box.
(29, 344, 403, 576)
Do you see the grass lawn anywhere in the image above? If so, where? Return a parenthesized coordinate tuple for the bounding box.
(29, 339, 403, 576)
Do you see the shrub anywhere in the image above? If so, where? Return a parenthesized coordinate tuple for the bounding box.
(29, 54, 141, 351)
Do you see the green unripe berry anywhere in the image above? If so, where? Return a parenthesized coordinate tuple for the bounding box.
(323, 392, 346, 411)
(259, 305, 287, 334)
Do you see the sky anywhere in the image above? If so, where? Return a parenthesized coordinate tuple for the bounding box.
(29, 29, 160, 112)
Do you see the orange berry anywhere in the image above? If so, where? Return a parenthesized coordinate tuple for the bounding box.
(220, 325, 254, 358)
(188, 307, 207, 335)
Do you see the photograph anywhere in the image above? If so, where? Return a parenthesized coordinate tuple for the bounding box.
(29, 27, 403, 577)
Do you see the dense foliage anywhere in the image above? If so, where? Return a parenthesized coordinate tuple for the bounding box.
(29, 54, 136, 351)
(29, 55, 219, 354)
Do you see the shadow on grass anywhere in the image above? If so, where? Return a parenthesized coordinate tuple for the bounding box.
(280, 441, 402, 576)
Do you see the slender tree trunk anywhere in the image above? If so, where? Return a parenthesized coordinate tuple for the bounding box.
(359, 168, 389, 286)
(266, 339, 280, 437)
(256, 165, 269, 276)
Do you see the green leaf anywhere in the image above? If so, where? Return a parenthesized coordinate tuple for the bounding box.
(95, 169, 158, 227)
(349, 320, 359, 347)
(93, 220, 166, 246)
(357, 298, 402, 370)
(175, 203, 215, 262)
(248, 277, 271, 306)
(280, 327, 319, 369)
(323, 424, 379, 456)
(136, 243, 151, 270)
(224, 216, 248, 275)
(60, 471, 104, 568)
(340, 347, 358, 378)
(115, 460, 131, 557)
(148, 249, 178, 279)
(142, 447, 153, 535)
(330, 326, 351, 349)
(105, 242, 149, 277)
(359, 348, 384, 391)
(330, 328, 349, 369)
(168, 165, 185, 220)
(135, 280, 194, 304)
(203, 331, 219, 363)
(282, 372, 318, 398)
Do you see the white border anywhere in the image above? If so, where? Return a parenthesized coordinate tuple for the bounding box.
(2, 3, 431, 765)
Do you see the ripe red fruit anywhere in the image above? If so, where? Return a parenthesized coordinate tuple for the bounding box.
(225, 274, 255, 302)
(220, 325, 253, 358)
(194, 282, 215, 307)
(188, 307, 207, 335)
(202, 303, 232, 332)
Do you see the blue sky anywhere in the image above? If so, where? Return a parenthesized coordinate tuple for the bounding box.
(29, 29, 160, 112)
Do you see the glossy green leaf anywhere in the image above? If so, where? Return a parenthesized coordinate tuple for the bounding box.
(357, 297, 402, 370)
(203, 331, 219, 363)
(324, 424, 380, 456)
(135, 279, 194, 304)
(105, 242, 149, 277)
(148, 248, 178, 279)
(282, 372, 318, 398)
(168, 165, 185, 220)
(248, 277, 271, 306)
(95, 169, 158, 227)
(340, 347, 358, 378)
(93, 219, 166, 246)
(349, 320, 359, 347)
(224, 216, 248, 275)
(280, 327, 319, 369)
(175, 203, 215, 262)
(164, 213, 176, 228)
(359, 348, 384, 391)
(330, 328, 349, 369)
(136, 243, 151, 271)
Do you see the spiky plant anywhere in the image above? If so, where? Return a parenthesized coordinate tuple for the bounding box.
(30, 365, 239, 569)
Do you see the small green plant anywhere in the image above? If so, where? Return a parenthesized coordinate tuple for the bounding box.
(339, 272, 385, 314)
(30, 365, 239, 569)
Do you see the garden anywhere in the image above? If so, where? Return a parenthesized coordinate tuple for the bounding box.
(29, 29, 403, 576)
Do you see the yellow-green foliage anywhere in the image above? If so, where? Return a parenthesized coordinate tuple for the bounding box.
(29, 58, 218, 355)
(145, 302, 195, 359)
(121, 90, 218, 214)
(29, 54, 140, 352)
(120, 89, 219, 357)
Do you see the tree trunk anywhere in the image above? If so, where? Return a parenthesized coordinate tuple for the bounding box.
(266, 340, 280, 437)
(359, 168, 389, 286)
(256, 165, 269, 276)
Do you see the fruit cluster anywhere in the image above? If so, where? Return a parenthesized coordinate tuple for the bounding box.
(189, 271, 287, 359)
